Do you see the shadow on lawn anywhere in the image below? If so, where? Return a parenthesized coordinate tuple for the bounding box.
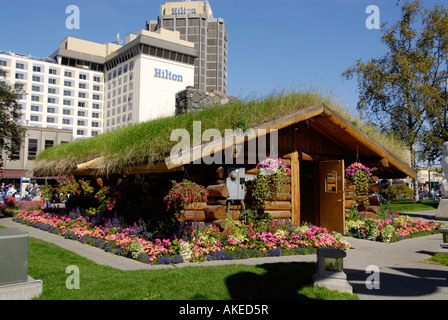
(225, 262, 316, 300)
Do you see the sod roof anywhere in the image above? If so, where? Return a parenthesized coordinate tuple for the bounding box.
(31, 90, 413, 178)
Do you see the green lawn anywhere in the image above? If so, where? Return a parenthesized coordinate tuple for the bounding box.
(25, 237, 357, 300)
(380, 199, 440, 213)
(427, 253, 448, 266)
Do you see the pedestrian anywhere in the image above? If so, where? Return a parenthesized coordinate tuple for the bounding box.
(30, 183, 40, 201)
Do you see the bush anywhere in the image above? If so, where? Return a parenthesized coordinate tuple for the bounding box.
(381, 182, 413, 200)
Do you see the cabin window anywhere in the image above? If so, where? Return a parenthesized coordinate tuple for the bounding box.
(325, 171, 337, 193)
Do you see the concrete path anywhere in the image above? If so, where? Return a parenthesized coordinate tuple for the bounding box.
(1, 211, 447, 300)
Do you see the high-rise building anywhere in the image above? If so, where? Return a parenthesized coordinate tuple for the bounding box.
(146, 0, 228, 94)
(0, 28, 197, 139)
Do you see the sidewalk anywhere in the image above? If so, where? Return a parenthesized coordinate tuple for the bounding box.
(1, 213, 447, 300)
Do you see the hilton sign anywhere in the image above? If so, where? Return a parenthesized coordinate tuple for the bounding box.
(171, 7, 197, 14)
(154, 68, 184, 82)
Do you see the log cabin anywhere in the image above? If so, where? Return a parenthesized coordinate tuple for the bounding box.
(31, 102, 416, 234)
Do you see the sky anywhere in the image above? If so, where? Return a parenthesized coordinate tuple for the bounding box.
(0, 0, 446, 115)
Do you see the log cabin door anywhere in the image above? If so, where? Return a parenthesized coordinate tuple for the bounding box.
(319, 160, 345, 234)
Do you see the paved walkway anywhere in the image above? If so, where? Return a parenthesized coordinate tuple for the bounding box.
(1, 210, 447, 300)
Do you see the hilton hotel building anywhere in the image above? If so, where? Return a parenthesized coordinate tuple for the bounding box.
(0, 27, 197, 178)
(147, 0, 228, 94)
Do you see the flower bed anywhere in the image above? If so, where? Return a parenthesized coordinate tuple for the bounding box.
(9, 207, 350, 265)
(345, 209, 444, 243)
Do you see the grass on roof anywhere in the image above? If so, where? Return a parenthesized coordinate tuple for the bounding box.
(33, 88, 409, 176)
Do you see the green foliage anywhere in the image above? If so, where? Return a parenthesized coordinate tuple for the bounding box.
(0, 81, 26, 160)
(343, 0, 448, 167)
(240, 209, 273, 231)
(381, 183, 413, 200)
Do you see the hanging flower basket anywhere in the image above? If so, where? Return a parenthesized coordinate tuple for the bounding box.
(251, 158, 290, 207)
(164, 180, 208, 218)
(345, 162, 372, 209)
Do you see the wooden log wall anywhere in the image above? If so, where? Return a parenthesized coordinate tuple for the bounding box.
(178, 157, 293, 224)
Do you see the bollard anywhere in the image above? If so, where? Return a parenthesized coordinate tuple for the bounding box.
(312, 248, 353, 294)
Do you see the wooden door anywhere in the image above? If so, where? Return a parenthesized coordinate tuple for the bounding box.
(319, 160, 345, 234)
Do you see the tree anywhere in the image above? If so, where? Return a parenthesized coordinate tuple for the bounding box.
(0, 70, 26, 163)
(343, 0, 448, 201)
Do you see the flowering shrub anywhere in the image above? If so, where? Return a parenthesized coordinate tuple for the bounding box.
(11, 207, 349, 265)
(4, 196, 16, 208)
(164, 180, 208, 217)
(345, 162, 372, 208)
(345, 211, 444, 243)
(40, 176, 120, 216)
(251, 158, 290, 207)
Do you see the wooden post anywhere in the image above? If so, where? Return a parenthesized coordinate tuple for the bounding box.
(290, 151, 301, 225)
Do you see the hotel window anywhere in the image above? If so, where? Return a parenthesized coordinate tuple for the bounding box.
(45, 140, 54, 149)
(48, 88, 57, 94)
(63, 100, 71, 106)
(63, 109, 71, 115)
(91, 131, 99, 137)
(78, 92, 87, 98)
(79, 83, 87, 89)
(33, 66, 41, 72)
(32, 85, 40, 92)
(15, 73, 25, 80)
(0, 60, 7, 67)
(26, 138, 38, 160)
(93, 76, 101, 83)
(16, 62, 25, 69)
(31, 105, 40, 112)
(123, 64, 128, 73)
(11, 140, 21, 160)
(78, 102, 86, 108)
(77, 129, 85, 136)
(62, 118, 71, 125)
(91, 121, 99, 128)
(78, 110, 86, 117)
(32, 75, 41, 82)
(31, 95, 40, 102)
(64, 80, 72, 87)
(93, 94, 100, 100)
(47, 97, 56, 104)
(49, 68, 57, 75)
(47, 117, 55, 123)
(77, 120, 85, 126)
(30, 115, 39, 122)
(64, 71, 72, 77)
(79, 73, 87, 80)
(47, 107, 56, 113)
(64, 90, 72, 96)
(93, 85, 100, 91)
(92, 112, 99, 119)
(92, 103, 100, 110)
(49, 78, 56, 84)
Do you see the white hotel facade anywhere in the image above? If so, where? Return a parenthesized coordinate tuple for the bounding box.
(0, 27, 197, 179)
